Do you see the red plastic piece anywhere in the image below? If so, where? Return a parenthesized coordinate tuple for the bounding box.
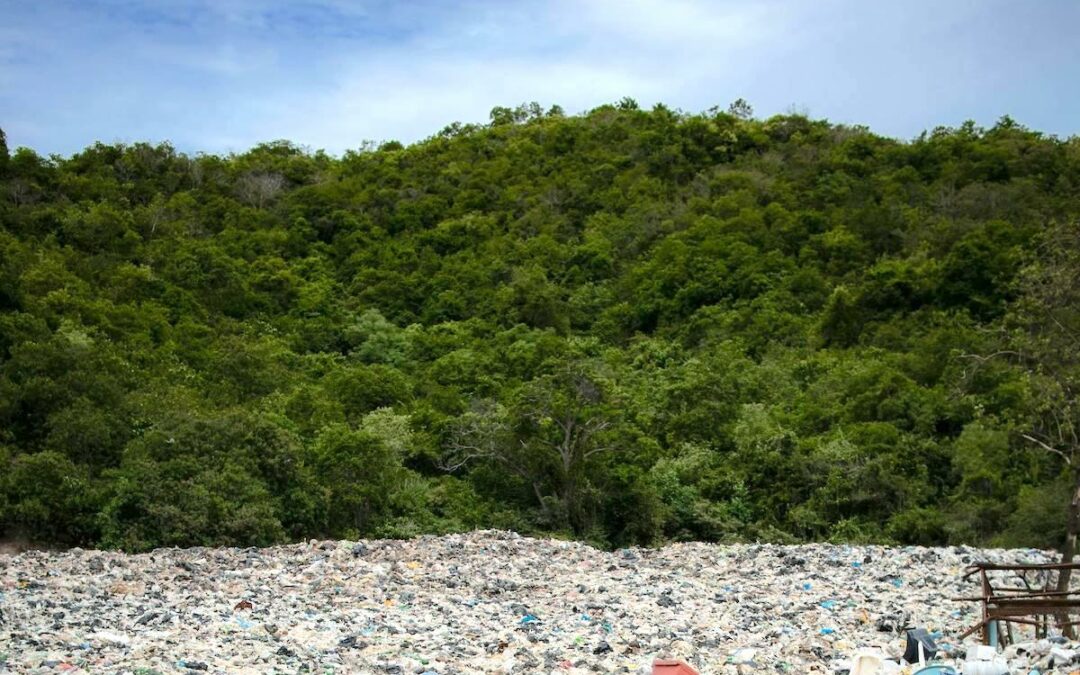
(652, 658, 700, 675)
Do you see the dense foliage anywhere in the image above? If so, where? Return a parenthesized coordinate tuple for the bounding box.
(1, 102, 1079, 551)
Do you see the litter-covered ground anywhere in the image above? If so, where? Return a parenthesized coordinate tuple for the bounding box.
(0, 530, 1075, 673)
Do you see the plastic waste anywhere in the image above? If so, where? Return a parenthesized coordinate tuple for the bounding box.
(729, 647, 756, 664)
(903, 628, 939, 664)
(652, 658, 699, 674)
(0, 530, 1070, 673)
(849, 650, 885, 675)
(970, 645, 999, 661)
(1050, 646, 1077, 666)
(965, 644, 1010, 675)
(963, 661, 1009, 675)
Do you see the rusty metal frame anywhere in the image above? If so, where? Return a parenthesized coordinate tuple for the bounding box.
(953, 561, 1080, 646)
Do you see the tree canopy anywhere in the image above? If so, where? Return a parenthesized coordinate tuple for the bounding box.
(1, 102, 1078, 551)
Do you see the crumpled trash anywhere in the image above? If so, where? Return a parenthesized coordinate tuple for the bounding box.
(904, 628, 939, 663)
(0, 531, 1070, 673)
(876, 609, 911, 634)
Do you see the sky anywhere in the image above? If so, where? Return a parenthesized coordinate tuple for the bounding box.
(1, 0, 1079, 157)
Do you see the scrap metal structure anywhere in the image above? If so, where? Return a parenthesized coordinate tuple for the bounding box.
(955, 561, 1080, 646)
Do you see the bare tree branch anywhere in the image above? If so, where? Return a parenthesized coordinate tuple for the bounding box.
(1021, 433, 1073, 466)
(583, 445, 614, 460)
(958, 350, 1024, 362)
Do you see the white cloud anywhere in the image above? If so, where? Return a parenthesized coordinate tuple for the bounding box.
(2, 0, 1078, 155)
(215, 0, 794, 152)
(575, 0, 775, 47)
(296, 60, 656, 149)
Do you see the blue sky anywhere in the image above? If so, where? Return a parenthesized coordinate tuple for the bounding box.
(2, 0, 1078, 156)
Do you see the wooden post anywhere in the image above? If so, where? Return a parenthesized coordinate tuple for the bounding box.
(981, 568, 993, 646)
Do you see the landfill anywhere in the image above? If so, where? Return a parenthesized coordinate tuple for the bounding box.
(1, 530, 1078, 673)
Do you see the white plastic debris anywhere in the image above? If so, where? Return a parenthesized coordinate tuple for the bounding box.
(0, 531, 1070, 673)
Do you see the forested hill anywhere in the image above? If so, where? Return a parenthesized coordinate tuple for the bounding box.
(1, 101, 1079, 552)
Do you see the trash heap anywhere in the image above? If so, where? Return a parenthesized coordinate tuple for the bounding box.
(1, 530, 1076, 673)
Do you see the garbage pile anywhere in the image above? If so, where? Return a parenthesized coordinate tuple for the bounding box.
(0, 531, 1075, 673)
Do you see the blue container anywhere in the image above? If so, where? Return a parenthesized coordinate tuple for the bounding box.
(913, 667, 957, 675)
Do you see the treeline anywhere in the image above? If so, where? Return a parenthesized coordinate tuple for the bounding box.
(1, 101, 1079, 552)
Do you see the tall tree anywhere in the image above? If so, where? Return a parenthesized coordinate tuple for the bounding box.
(443, 359, 622, 533)
(1007, 220, 1080, 589)
(0, 127, 9, 176)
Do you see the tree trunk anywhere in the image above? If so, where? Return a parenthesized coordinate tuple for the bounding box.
(563, 474, 582, 534)
(531, 482, 550, 520)
(1055, 470, 1080, 637)
(1057, 472, 1080, 591)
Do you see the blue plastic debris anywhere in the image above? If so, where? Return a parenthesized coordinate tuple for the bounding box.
(520, 614, 540, 625)
(820, 600, 837, 610)
(177, 660, 209, 671)
(819, 627, 835, 635)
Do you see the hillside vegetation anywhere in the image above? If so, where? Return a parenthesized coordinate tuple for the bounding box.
(1, 101, 1079, 551)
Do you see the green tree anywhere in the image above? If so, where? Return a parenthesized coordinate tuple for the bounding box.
(819, 286, 863, 347)
(1, 103, 1077, 549)
(1003, 220, 1080, 587)
(0, 126, 9, 176)
(313, 424, 405, 537)
(444, 359, 623, 534)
